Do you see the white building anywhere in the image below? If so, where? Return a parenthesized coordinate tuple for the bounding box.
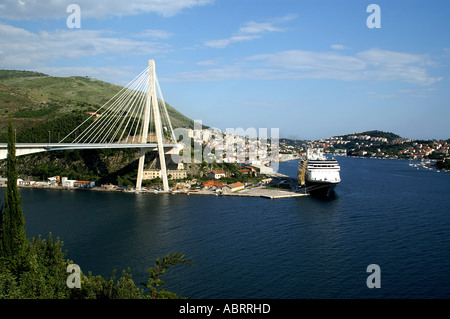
(210, 170, 226, 179)
(225, 182, 245, 192)
(61, 177, 77, 187)
(74, 181, 95, 188)
(0, 177, 24, 186)
(143, 169, 187, 180)
(251, 164, 274, 175)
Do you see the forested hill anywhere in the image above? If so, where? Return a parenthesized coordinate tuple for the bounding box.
(0, 70, 196, 143)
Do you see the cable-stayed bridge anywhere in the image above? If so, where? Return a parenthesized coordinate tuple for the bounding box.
(0, 60, 179, 192)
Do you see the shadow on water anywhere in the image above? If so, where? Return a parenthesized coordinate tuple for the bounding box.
(308, 189, 339, 202)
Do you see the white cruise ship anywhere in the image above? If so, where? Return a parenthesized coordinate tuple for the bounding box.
(298, 148, 341, 196)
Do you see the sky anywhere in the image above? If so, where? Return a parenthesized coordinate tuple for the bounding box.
(0, 0, 449, 140)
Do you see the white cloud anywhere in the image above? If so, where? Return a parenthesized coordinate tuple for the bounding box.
(238, 21, 283, 34)
(35, 65, 137, 85)
(205, 35, 261, 49)
(0, 0, 213, 19)
(163, 65, 244, 82)
(246, 49, 442, 85)
(357, 49, 442, 85)
(165, 48, 442, 86)
(249, 50, 366, 72)
(197, 59, 219, 66)
(357, 48, 424, 66)
(204, 14, 297, 49)
(0, 23, 170, 69)
(134, 29, 174, 39)
(331, 44, 349, 50)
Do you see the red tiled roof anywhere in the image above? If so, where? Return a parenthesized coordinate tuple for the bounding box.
(203, 181, 225, 188)
(202, 181, 214, 186)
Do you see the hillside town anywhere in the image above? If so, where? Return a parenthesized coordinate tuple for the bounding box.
(309, 132, 450, 161)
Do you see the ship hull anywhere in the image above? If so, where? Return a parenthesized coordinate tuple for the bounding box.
(306, 181, 338, 197)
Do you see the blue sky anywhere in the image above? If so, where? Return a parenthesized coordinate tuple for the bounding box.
(1, 0, 449, 140)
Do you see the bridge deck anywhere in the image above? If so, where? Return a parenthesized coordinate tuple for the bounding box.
(0, 142, 177, 148)
(0, 143, 179, 160)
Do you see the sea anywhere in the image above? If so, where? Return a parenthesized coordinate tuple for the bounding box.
(3, 156, 450, 299)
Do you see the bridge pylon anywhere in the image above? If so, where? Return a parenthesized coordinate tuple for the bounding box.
(136, 59, 170, 192)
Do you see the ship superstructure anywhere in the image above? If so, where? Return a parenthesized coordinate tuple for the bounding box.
(298, 148, 341, 196)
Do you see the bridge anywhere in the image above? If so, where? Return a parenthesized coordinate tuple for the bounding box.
(0, 60, 180, 192)
(0, 143, 178, 157)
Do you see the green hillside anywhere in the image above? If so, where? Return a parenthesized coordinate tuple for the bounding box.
(338, 130, 401, 142)
(356, 130, 401, 141)
(0, 70, 196, 142)
(0, 70, 201, 184)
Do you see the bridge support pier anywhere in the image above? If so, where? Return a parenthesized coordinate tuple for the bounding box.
(136, 148, 147, 190)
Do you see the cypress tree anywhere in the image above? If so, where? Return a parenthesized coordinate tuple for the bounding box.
(1, 122, 26, 259)
(0, 199, 3, 254)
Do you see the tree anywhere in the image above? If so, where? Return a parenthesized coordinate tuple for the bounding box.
(144, 253, 193, 299)
(1, 122, 27, 261)
(0, 123, 193, 299)
(0, 200, 3, 255)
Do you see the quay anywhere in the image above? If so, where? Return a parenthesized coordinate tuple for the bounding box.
(4, 171, 307, 199)
(7, 183, 308, 200)
(181, 186, 308, 199)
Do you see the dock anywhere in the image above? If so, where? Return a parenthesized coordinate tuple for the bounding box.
(221, 187, 309, 199)
(169, 185, 308, 199)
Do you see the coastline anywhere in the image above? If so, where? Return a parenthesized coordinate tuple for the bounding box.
(8, 181, 308, 200)
(3, 156, 446, 200)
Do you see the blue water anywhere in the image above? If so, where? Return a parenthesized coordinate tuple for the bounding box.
(5, 156, 450, 298)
